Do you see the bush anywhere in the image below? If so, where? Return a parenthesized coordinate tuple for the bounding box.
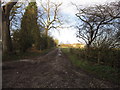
(67, 47, 120, 69)
(62, 48, 120, 84)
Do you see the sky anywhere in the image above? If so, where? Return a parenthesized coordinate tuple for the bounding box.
(48, 0, 117, 44)
(2, 0, 117, 44)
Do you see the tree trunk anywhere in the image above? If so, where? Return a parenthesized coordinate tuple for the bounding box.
(2, 14, 13, 53)
(2, 1, 18, 53)
(97, 51, 100, 64)
(86, 42, 92, 60)
(45, 28, 48, 37)
(45, 28, 49, 48)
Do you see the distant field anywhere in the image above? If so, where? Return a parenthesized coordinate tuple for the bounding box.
(60, 44, 85, 49)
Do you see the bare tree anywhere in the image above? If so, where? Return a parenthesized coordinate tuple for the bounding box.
(92, 30, 120, 49)
(74, 1, 120, 48)
(38, 0, 62, 36)
(2, 0, 18, 53)
(37, 0, 62, 48)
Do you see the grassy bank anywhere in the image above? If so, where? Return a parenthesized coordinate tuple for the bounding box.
(61, 48, 120, 85)
(3, 47, 55, 62)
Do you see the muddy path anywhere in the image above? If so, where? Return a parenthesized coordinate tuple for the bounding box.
(2, 48, 119, 88)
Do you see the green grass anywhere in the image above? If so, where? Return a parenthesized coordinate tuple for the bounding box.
(3, 47, 55, 62)
(62, 48, 120, 85)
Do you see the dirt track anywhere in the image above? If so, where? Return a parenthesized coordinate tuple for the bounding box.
(2, 48, 119, 88)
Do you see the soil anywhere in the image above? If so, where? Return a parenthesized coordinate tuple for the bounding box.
(2, 48, 119, 88)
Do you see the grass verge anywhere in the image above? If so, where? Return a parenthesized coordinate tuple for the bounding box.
(61, 48, 120, 85)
